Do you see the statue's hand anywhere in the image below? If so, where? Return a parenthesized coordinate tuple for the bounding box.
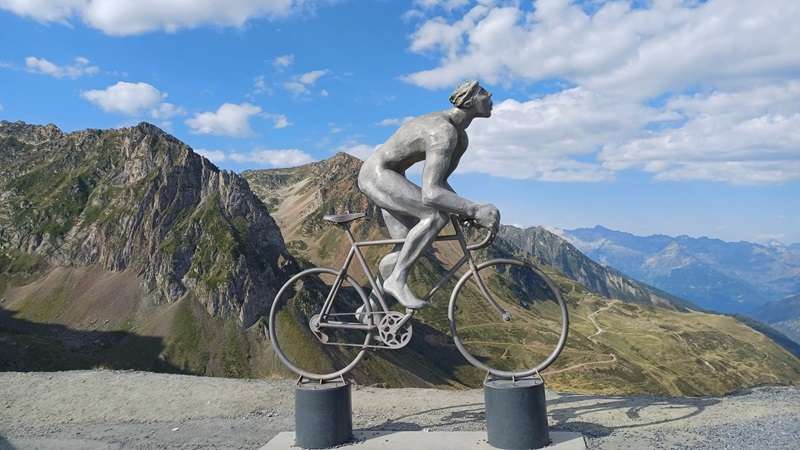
(474, 203, 500, 234)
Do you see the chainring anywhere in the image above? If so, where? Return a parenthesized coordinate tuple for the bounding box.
(378, 312, 413, 349)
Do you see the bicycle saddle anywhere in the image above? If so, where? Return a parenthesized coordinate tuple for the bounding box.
(323, 212, 366, 224)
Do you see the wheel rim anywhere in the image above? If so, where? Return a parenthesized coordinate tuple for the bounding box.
(448, 258, 569, 379)
(269, 267, 372, 380)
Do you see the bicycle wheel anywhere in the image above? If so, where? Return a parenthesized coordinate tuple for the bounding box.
(269, 267, 374, 381)
(448, 258, 569, 378)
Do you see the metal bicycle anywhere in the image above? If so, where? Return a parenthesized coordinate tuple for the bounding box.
(268, 212, 569, 381)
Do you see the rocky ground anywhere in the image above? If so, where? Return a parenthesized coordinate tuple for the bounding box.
(0, 370, 798, 450)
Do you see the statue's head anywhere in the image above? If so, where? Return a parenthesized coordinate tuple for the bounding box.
(449, 80, 492, 117)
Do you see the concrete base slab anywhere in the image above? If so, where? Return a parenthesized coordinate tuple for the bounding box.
(262, 430, 586, 449)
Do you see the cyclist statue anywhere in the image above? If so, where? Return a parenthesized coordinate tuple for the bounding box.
(358, 80, 500, 310)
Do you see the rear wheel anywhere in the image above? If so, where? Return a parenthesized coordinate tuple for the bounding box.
(448, 258, 569, 379)
(269, 267, 373, 381)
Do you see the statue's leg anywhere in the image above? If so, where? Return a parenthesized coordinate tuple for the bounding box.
(379, 209, 417, 279)
(361, 170, 448, 309)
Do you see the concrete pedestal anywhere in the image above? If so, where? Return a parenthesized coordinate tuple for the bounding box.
(295, 380, 353, 449)
(484, 377, 550, 449)
(263, 431, 586, 449)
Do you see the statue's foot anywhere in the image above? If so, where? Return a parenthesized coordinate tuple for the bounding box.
(383, 276, 427, 309)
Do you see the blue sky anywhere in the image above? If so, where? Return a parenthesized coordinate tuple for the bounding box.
(1, 0, 798, 244)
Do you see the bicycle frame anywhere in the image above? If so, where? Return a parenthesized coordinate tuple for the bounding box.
(315, 216, 507, 334)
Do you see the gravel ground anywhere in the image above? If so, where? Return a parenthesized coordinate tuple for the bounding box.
(0, 371, 798, 449)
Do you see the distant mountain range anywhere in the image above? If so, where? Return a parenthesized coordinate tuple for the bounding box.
(555, 225, 800, 314)
(753, 294, 800, 344)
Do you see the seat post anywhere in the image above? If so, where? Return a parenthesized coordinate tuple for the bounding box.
(342, 224, 357, 244)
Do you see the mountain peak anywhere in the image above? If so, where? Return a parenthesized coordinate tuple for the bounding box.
(331, 151, 362, 162)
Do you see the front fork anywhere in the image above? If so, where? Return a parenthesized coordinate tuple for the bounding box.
(452, 220, 511, 321)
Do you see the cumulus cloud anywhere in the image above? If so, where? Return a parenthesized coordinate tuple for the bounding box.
(229, 148, 314, 167)
(25, 56, 99, 78)
(284, 69, 329, 95)
(82, 81, 166, 115)
(404, 1, 800, 98)
(599, 82, 800, 184)
(186, 102, 262, 137)
(400, 0, 800, 184)
(1, 0, 305, 36)
(150, 102, 186, 120)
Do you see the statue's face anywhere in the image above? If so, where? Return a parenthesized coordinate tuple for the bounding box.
(472, 87, 493, 117)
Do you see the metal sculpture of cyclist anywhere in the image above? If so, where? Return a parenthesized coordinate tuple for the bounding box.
(358, 80, 500, 310)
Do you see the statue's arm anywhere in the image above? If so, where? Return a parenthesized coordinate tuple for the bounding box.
(421, 131, 478, 217)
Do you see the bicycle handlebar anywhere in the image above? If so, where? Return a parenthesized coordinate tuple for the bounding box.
(454, 216, 498, 251)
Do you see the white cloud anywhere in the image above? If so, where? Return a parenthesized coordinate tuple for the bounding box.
(150, 102, 186, 120)
(599, 82, 800, 184)
(404, 1, 800, 99)
(273, 54, 294, 68)
(1, 0, 305, 36)
(298, 69, 328, 85)
(0, 0, 84, 22)
(283, 81, 307, 95)
(262, 113, 291, 129)
(284, 69, 329, 95)
(230, 148, 314, 167)
(414, 0, 469, 11)
(377, 116, 414, 127)
(186, 102, 262, 137)
(458, 88, 646, 181)
(25, 56, 99, 79)
(456, 82, 800, 184)
(400, 1, 800, 185)
(81, 81, 184, 123)
(81, 81, 165, 115)
(195, 149, 227, 163)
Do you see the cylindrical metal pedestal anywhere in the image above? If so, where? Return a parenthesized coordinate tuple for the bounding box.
(295, 380, 353, 449)
(485, 377, 550, 449)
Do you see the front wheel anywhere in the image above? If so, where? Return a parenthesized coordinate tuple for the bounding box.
(269, 267, 373, 381)
(448, 258, 569, 379)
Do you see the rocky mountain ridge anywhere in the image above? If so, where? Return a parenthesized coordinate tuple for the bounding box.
(0, 120, 294, 327)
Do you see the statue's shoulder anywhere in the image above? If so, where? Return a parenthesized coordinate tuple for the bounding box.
(405, 112, 458, 141)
